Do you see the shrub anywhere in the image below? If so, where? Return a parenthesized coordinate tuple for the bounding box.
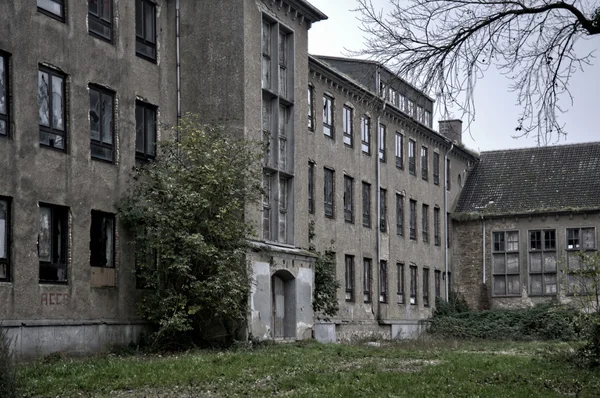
(0, 327, 18, 398)
(432, 292, 470, 317)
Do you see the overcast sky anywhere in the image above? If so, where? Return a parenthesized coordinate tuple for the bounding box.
(307, 0, 600, 152)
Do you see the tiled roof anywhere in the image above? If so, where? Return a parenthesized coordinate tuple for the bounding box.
(455, 142, 600, 216)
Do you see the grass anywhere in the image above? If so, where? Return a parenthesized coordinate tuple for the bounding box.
(18, 339, 600, 397)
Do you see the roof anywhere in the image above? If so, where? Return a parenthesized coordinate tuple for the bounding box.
(287, 0, 328, 23)
(455, 142, 600, 217)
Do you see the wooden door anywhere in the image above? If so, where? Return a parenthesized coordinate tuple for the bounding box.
(272, 276, 285, 338)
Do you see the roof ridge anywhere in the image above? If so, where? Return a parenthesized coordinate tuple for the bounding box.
(481, 140, 600, 154)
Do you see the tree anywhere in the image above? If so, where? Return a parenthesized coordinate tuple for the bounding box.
(119, 116, 262, 348)
(356, 0, 600, 145)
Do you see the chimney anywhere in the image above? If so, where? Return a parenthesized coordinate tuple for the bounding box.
(439, 120, 463, 144)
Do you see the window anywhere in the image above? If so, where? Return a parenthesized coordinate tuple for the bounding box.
(262, 21, 273, 90)
(363, 258, 372, 303)
(89, 85, 114, 162)
(278, 177, 290, 243)
(379, 188, 387, 232)
(345, 255, 355, 302)
(435, 270, 441, 298)
(447, 212, 452, 248)
(361, 116, 370, 154)
(397, 263, 405, 304)
(421, 146, 428, 181)
(308, 162, 315, 214)
(566, 227, 595, 250)
(343, 105, 353, 146)
(422, 204, 429, 243)
(135, 101, 157, 161)
(262, 98, 273, 166)
(324, 168, 334, 218)
(262, 173, 272, 240)
(362, 182, 371, 228)
(492, 231, 520, 296)
(343, 175, 354, 223)
(409, 265, 417, 304)
(399, 93, 406, 112)
(38, 67, 66, 150)
(388, 87, 397, 106)
(396, 194, 404, 236)
(90, 211, 115, 268)
(89, 0, 113, 42)
(39, 204, 68, 283)
(409, 199, 417, 240)
(323, 95, 333, 137)
(416, 105, 424, 124)
(0, 52, 8, 137)
(408, 139, 416, 175)
(407, 99, 415, 117)
(395, 132, 403, 169)
(423, 268, 430, 306)
(566, 227, 596, 295)
(379, 123, 386, 162)
(136, 0, 157, 61)
(446, 158, 451, 191)
(424, 110, 432, 128)
(307, 86, 314, 130)
(0, 198, 10, 282)
(433, 152, 440, 185)
(278, 30, 291, 99)
(278, 105, 290, 172)
(379, 260, 388, 303)
(529, 230, 557, 296)
(38, 0, 64, 21)
(434, 207, 440, 246)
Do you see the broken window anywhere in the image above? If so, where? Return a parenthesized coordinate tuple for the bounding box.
(90, 211, 115, 268)
(379, 123, 386, 162)
(324, 168, 334, 218)
(343, 175, 354, 223)
(421, 146, 428, 181)
(409, 264, 417, 305)
(38, 67, 66, 150)
(0, 52, 8, 137)
(361, 116, 370, 154)
(422, 204, 429, 243)
(38, 0, 64, 21)
(362, 182, 371, 228)
(89, 85, 114, 162)
(0, 198, 9, 282)
(363, 258, 372, 303)
(529, 229, 557, 296)
(397, 262, 405, 304)
(89, 0, 113, 42)
(492, 231, 520, 296)
(396, 194, 404, 236)
(408, 139, 416, 175)
(433, 152, 440, 185)
(135, 100, 157, 161)
(39, 204, 68, 283)
(345, 255, 354, 302)
(395, 131, 403, 169)
(423, 267, 430, 306)
(409, 199, 417, 240)
(343, 105, 353, 146)
(135, 0, 156, 61)
(434, 206, 440, 246)
(379, 260, 388, 303)
(323, 95, 333, 138)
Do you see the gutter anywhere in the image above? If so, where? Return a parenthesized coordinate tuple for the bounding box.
(482, 216, 486, 284)
(175, 0, 181, 138)
(444, 143, 454, 301)
(376, 67, 387, 321)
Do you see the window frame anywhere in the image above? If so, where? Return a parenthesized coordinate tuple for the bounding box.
(565, 227, 596, 295)
(379, 188, 387, 233)
(88, 0, 113, 42)
(433, 152, 440, 185)
(0, 51, 9, 138)
(262, 173, 272, 240)
(135, 100, 157, 161)
(345, 255, 355, 302)
(422, 204, 429, 243)
(409, 264, 417, 305)
(528, 229, 557, 296)
(135, 0, 157, 62)
(421, 146, 428, 181)
(322, 94, 334, 138)
(423, 267, 430, 307)
(408, 139, 416, 176)
(362, 182, 371, 228)
(307, 86, 314, 131)
(378, 123, 386, 162)
(409, 199, 417, 240)
(38, 203, 69, 284)
(38, 66, 67, 151)
(0, 197, 11, 282)
(397, 262, 405, 304)
(308, 161, 315, 214)
(363, 258, 372, 303)
(343, 105, 353, 146)
(361, 115, 370, 154)
(395, 131, 403, 169)
(492, 231, 521, 297)
(435, 269, 441, 298)
(446, 158, 451, 191)
(396, 194, 404, 237)
(37, 0, 65, 22)
(89, 84, 115, 163)
(343, 175, 354, 223)
(379, 260, 388, 303)
(433, 206, 441, 246)
(90, 210, 116, 268)
(323, 167, 335, 218)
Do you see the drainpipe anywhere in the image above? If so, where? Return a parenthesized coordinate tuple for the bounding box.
(175, 0, 181, 139)
(444, 143, 454, 301)
(375, 68, 386, 321)
(482, 216, 486, 284)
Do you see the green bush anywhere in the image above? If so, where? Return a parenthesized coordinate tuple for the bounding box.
(0, 327, 18, 398)
(429, 301, 580, 341)
(433, 292, 470, 317)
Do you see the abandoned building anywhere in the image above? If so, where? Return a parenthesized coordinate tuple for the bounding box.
(0, 0, 596, 357)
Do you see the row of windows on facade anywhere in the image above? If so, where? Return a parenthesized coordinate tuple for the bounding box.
(379, 82, 433, 128)
(491, 228, 597, 297)
(308, 90, 452, 189)
(0, 54, 157, 162)
(37, 0, 158, 62)
(342, 255, 445, 307)
(0, 199, 115, 283)
(306, 164, 449, 245)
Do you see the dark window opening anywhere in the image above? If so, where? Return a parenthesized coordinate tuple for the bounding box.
(422, 204, 429, 243)
(397, 263, 404, 304)
(0, 198, 10, 282)
(409, 199, 417, 240)
(433, 152, 440, 185)
(379, 188, 387, 232)
(38, 67, 66, 150)
(89, 85, 114, 162)
(379, 260, 388, 303)
(0, 52, 9, 137)
(136, 0, 157, 61)
(363, 258, 372, 303)
(345, 255, 355, 302)
(324, 168, 334, 218)
(90, 211, 115, 268)
(39, 204, 68, 283)
(135, 100, 157, 161)
(362, 182, 371, 227)
(396, 194, 404, 236)
(408, 139, 416, 175)
(343, 175, 353, 223)
(38, 0, 65, 21)
(308, 162, 315, 214)
(89, 0, 113, 42)
(409, 265, 417, 305)
(423, 268, 430, 306)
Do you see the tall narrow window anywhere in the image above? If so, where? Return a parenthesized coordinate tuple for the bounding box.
(422, 204, 429, 243)
(345, 255, 355, 302)
(492, 231, 520, 296)
(343, 175, 354, 223)
(278, 178, 289, 243)
(38, 0, 65, 21)
(278, 31, 290, 98)
(433, 207, 441, 246)
(90, 211, 115, 268)
(361, 116, 370, 154)
(416, 105, 424, 124)
(135, 101, 157, 161)
(396, 194, 404, 236)
(89, 0, 113, 42)
(397, 262, 405, 304)
(0, 198, 10, 282)
(363, 258, 372, 303)
(446, 158, 451, 191)
(278, 105, 289, 171)
(566, 227, 596, 295)
(135, 0, 157, 61)
(39, 204, 68, 283)
(395, 131, 403, 169)
(433, 152, 440, 185)
(324, 168, 334, 218)
(89, 85, 114, 162)
(408, 139, 416, 175)
(409, 199, 417, 240)
(0, 52, 8, 137)
(529, 229, 557, 296)
(323, 95, 333, 137)
(399, 93, 406, 112)
(421, 146, 428, 181)
(308, 162, 315, 214)
(407, 99, 415, 117)
(409, 264, 417, 305)
(435, 270, 441, 298)
(307, 86, 314, 131)
(379, 123, 386, 162)
(423, 268, 430, 306)
(262, 173, 272, 240)
(38, 67, 66, 150)
(262, 97, 273, 167)
(424, 110, 432, 127)
(379, 260, 388, 303)
(379, 188, 387, 232)
(262, 21, 273, 90)
(343, 105, 353, 146)
(362, 182, 371, 228)
(447, 212, 452, 248)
